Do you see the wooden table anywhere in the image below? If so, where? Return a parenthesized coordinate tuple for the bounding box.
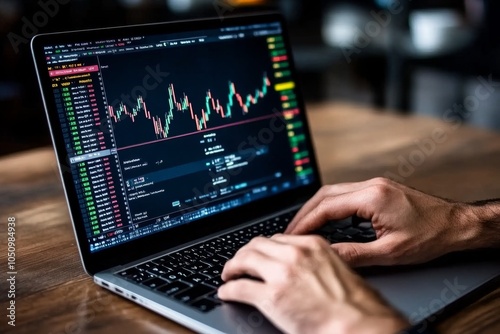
(1, 102, 499, 333)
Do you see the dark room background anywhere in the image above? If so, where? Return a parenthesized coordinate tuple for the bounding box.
(1, 0, 499, 156)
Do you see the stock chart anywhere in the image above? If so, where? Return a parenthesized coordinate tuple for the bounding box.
(100, 38, 280, 148)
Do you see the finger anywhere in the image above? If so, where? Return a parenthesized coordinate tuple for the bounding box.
(287, 189, 375, 235)
(221, 247, 274, 282)
(330, 240, 393, 267)
(223, 236, 323, 285)
(271, 233, 329, 249)
(222, 237, 297, 281)
(218, 279, 269, 306)
(286, 179, 382, 233)
(270, 234, 355, 298)
(286, 182, 360, 232)
(272, 234, 350, 269)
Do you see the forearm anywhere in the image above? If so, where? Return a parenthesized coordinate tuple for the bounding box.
(455, 199, 500, 250)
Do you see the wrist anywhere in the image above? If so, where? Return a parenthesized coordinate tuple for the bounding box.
(454, 200, 500, 250)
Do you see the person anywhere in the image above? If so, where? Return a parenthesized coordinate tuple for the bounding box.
(217, 177, 500, 334)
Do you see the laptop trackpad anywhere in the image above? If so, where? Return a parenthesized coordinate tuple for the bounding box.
(360, 249, 500, 324)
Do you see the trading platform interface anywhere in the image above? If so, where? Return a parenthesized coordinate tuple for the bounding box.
(41, 21, 315, 252)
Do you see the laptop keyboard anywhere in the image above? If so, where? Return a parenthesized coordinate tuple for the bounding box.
(116, 210, 376, 313)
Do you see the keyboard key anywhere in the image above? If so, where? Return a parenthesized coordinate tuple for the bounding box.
(161, 272, 182, 281)
(203, 276, 224, 288)
(201, 255, 226, 267)
(118, 267, 141, 278)
(153, 257, 179, 270)
(142, 277, 169, 289)
(161, 268, 194, 281)
(223, 239, 237, 247)
(131, 272, 156, 283)
(209, 247, 223, 256)
(194, 243, 211, 252)
(175, 268, 194, 278)
(157, 281, 191, 295)
(329, 220, 353, 230)
(190, 251, 208, 260)
(233, 238, 248, 247)
(200, 265, 223, 278)
(218, 248, 236, 259)
(359, 231, 377, 241)
(170, 252, 192, 264)
(326, 232, 349, 242)
(181, 248, 202, 261)
(184, 261, 210, 272)
(340, 227, 362, 236)
(191, 298, 221, 312)
(183, 273, 210, 285)
(207, 240, 220, 248)
(151, 255, 171, 265)
(207, 291, 221, 302)
(173, 285, 215, 303)
(148, 266, 170, 276)
(120, 268, 156, 283)
(137, 262, 170, 276)
(242, 232, 256, 240)
(136, 262, 156, 272)
(357, 222, 373, 230)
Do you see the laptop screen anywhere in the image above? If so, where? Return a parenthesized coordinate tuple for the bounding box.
(36, 18, 315, 253)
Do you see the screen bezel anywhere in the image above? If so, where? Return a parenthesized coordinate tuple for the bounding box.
(31, 13, 322, 275)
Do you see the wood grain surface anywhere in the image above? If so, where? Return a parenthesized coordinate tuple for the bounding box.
(1, 102, 499, 333)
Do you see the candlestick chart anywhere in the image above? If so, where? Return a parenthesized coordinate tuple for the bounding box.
(108, 72, 272, 148)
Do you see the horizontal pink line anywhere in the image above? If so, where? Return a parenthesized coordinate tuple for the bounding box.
(49, 65, 99, 77)
(117, 113, 282, 151)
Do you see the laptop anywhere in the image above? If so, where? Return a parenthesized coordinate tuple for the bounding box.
(31, 13, 500, 334)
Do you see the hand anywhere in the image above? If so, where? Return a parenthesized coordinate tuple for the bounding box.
(286, 177, 482, 267)
(219, 234, 409, 334)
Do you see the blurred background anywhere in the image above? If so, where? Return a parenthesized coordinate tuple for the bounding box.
(1, 0, 500, 157)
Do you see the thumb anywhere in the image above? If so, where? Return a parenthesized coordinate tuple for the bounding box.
(330, 240, 392, 267)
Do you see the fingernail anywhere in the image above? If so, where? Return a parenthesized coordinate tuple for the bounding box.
(217, 285, 227, 297)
